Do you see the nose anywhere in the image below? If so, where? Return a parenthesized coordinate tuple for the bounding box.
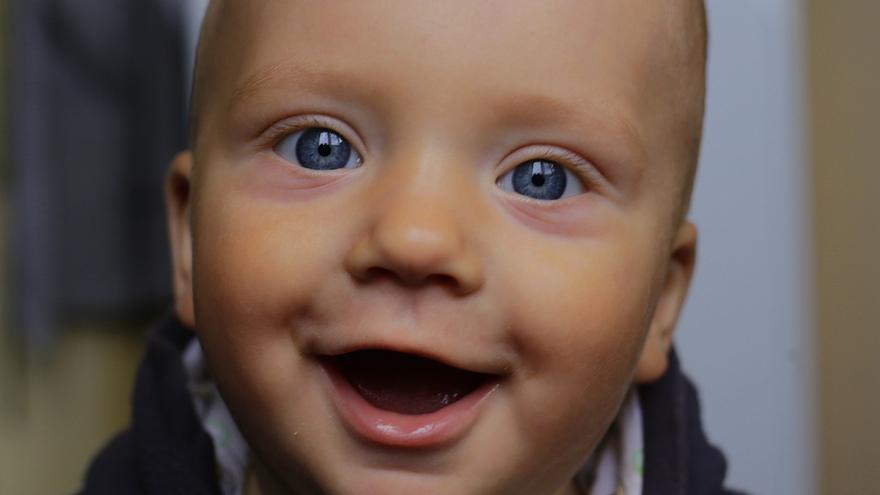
(345, 180, 484, 296)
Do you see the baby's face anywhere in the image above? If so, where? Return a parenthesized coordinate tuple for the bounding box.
(168, 1, 699, 494)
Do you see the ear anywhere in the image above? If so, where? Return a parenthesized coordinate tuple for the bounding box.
(165, 151, 196, 328)
(634, 221, 697, 383)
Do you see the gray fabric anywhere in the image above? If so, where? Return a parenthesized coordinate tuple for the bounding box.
(9, 0, 188, 345)
(183, 339, 250, 495)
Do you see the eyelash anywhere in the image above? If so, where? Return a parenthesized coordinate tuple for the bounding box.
(258, 116, 604, 194)
(512, 147, 606, 194)
(259, 115, 358, 151)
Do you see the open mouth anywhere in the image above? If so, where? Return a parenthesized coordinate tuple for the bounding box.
(328, 350, 494, 415)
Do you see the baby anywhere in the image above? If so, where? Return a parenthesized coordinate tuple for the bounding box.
(81, 1, 737, 494)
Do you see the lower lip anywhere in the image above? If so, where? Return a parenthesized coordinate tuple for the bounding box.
(320, 361, 499, 448)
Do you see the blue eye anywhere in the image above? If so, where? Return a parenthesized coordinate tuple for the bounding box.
(497, 160, 585, 200)
(275, 127, 362, 170)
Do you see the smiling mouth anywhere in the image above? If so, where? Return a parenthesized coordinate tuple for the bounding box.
(329, 350, 494, 415)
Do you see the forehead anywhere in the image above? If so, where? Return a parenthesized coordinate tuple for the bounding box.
(202, 1, 682, 123)
(222, 0, 675, 72)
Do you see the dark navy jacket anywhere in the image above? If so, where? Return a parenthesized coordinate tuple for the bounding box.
(79, 314, 742, 494)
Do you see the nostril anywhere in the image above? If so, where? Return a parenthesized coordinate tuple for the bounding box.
(360, 266, 395, 283)
(344, 229, 483, 295)
(424, 273, 458, 291)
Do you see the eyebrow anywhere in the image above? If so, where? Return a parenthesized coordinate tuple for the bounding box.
(491, 92, 647, 174)
(227, 60, 389, 115)
(230, 61, 307, 107)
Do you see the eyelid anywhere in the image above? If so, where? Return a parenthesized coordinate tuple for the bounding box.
(499, 145, 611, 196)
(256, 114, 368, 158)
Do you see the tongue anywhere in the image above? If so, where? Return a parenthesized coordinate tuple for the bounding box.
(335, 350, 487, 415)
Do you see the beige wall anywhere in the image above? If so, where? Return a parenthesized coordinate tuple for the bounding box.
(0, 328, 144, 494)
(808, 1, 880, 493)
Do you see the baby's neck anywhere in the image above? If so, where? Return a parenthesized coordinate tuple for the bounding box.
(244, 460, 582, 495)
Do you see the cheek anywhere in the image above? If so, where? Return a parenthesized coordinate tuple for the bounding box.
(188, 173, 359, 402)
(192, 170, 357, 327)
(187, 174, 369, 475)
(498, 227, 660, 455)
(505, 234, 658, 371)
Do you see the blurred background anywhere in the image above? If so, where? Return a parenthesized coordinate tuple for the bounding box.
(0, 0, 876, 493)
